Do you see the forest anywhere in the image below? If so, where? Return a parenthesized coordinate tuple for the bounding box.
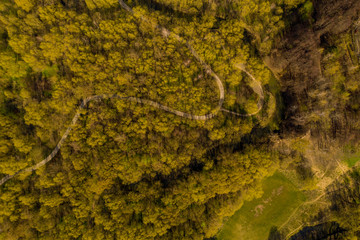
(1, 0, 360, 239)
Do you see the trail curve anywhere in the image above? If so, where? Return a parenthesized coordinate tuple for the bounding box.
(0, 1, 265, 187)
(221, 63, 265, 117)
(0, 94, 216, 186)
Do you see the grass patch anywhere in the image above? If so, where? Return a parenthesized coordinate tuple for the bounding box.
(217, 172, 306, 240)
(266, 74, 282, 131)
(342, 144, 360, 167)
(345, 155, 360, 167)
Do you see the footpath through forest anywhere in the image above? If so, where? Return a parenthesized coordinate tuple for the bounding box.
(0, 0, 265, 187)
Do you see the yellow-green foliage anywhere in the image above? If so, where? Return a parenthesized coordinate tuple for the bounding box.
(85, 0, 118, 10)
(0, 0, 302, 239)
(14, 0, 35, 12)
(153, 0, 205, 14)
(322, 32, 360, 109)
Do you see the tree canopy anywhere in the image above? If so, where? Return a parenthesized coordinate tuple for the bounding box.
(0, 0, 311, 239)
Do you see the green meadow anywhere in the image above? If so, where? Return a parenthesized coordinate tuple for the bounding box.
(217, 172, 306, 240)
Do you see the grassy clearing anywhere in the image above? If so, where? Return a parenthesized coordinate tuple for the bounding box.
(266, 74, 282, 131)
(345, 155, 360, 167)
(217, 172, 306, 240)
(343, 149, 360, 167)
(342, 144, 360, 167)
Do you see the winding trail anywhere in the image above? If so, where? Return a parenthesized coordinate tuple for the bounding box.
(222, 63, 264, 116)
(0, 0, 265, 187)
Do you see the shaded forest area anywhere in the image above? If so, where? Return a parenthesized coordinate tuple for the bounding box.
(267, 0, 360, 143)
(1, 0, 360, 239)
(263, 0, 360, 239)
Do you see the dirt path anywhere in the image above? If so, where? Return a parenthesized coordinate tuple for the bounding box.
(222, 64, 265, 116)
(279, 161, 351, 239)
(0, 1, 265, 187)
